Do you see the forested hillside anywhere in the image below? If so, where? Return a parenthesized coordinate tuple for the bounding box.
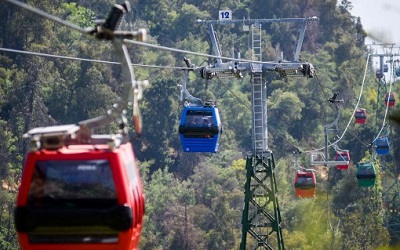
(0, 0, 399, 249)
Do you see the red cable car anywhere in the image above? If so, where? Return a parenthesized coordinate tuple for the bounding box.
(334, 151, 350, 170)
(14, 126, 145, 250)
(354, 108, 366, 124)
(9, 3, 148, 249)
(384, 93, 395, 107)
(294, 171, 316, 198)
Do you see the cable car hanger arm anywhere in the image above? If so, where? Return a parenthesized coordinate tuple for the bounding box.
(180, 58, 203, 106)
(8, 0, 148, 146)
(80, 2, 148, 135)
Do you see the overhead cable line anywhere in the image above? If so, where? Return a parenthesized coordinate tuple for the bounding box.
(5, 0, 86, 34)
(216, 77, 251, 110)
(4, 0, 316, 73)
(0, 47, 188, 70)
(314, 74, 330, 102)
(2, 0, 338, 157)
(124, 39, 311, 66)
(326, 53, 371, 147)
(300, 53, 371, 155)
(345, 129, 371, 148)
(4, 0, 268, 67)
(3, 43, 306, 152)
(323, 52, 394, 150)
(370, 60, 395, 144)
(2, 44, 311, 154)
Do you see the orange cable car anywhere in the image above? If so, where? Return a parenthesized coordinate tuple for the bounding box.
(294, 171, 316, 198)
(354, 108, 367, 124)
(334, 151, 350, 170)
(14, 127, 145, 250)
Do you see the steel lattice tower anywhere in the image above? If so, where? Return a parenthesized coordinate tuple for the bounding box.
(195, 15, 317, 249)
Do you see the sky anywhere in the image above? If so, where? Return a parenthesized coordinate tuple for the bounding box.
(349, 0, 400, 76)
(350, 0, 400, 45)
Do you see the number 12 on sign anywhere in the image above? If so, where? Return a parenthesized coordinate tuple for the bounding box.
(219, 10, 232, 20)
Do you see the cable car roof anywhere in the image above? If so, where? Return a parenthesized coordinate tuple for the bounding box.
(24, 124, 127, 151)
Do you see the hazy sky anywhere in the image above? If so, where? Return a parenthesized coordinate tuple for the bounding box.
(350, 0, 400, 45)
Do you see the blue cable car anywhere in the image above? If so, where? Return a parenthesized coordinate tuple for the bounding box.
(375, 137, 389, 155)
(178, 102, 222, 152)
(356, 162, 376, 187)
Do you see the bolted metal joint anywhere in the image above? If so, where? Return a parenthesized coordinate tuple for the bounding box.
(91, 1, 145, 41)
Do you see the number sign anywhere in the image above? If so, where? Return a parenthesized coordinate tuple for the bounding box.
(219, 10, 232, 21)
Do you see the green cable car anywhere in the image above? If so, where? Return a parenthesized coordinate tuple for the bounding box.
(356, 162, 376, 187)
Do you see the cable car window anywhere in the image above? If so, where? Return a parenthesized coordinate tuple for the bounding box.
(355, 111, 366, 118)
(297, 176, 314, 185)
(28, 160, 117, 207)
(336, 154, 348, 161)
(358, 166, 374, 175)
(185, 110, 214, 127)
(123, 159, 138, 186)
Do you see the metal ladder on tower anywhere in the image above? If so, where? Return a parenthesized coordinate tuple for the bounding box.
(252, 23, 262, 61)
(251, 70, 265, 153)
(251, 23, 266, 153)
(241, 22, 284, 250)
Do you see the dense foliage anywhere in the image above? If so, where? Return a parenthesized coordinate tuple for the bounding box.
(0, 0, 399, 249)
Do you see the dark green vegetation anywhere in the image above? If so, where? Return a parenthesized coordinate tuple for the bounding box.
(0, 0, 399, 249)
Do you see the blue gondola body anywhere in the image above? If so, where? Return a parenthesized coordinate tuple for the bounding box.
(179, 105, 222, 153)
(375, 137, 389, 155)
